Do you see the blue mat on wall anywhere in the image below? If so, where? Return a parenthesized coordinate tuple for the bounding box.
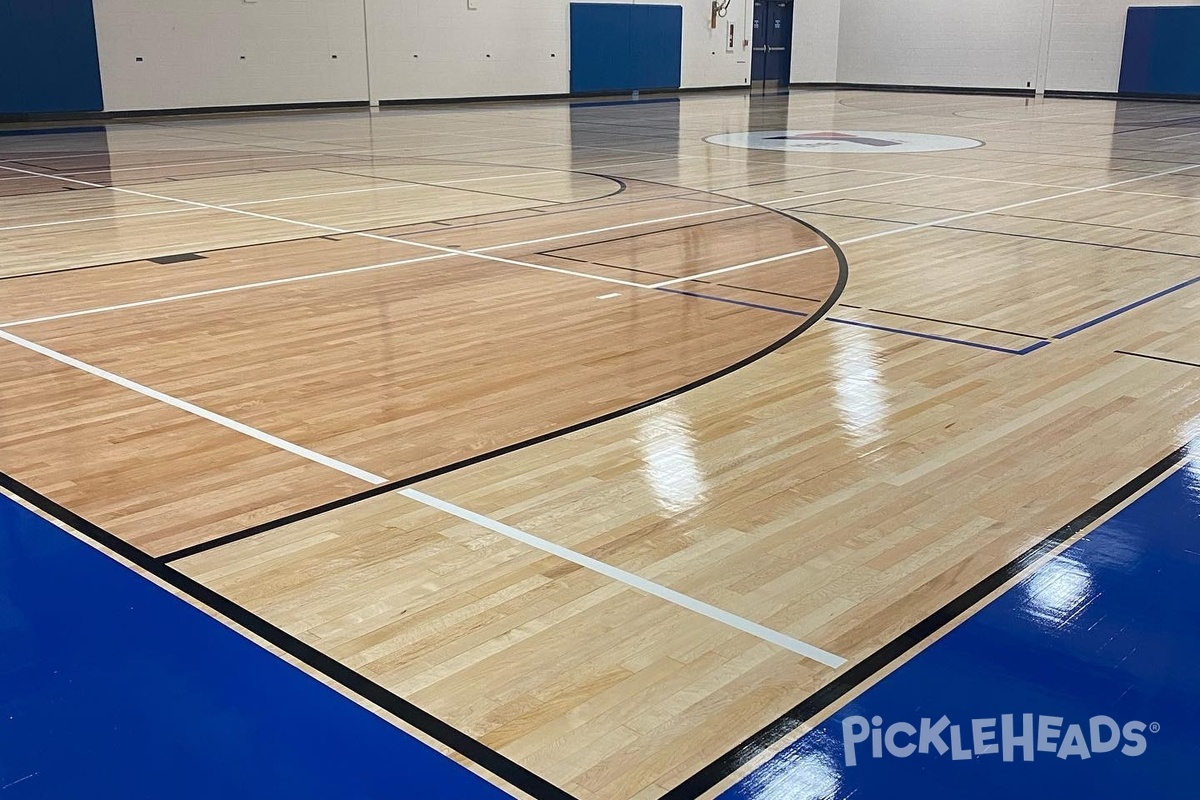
(0, 0, 104, 114)
(570, 3, 683, 94)
(1119, 6, 1200, 97)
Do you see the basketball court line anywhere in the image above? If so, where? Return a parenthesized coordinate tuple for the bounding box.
(0, 162, 654, 290)
(645, 161, 1199, 290)
(0, 205, 761, 328)
(1115, 350, 1200, 369)
(1, 170, 887, 329)
(0, 325, 846, 668)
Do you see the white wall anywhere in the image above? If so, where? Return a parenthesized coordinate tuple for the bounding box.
(833, 0, 1044, 90)
(1045, 0, 1194, 93)
(94, 0, 753, 110)
(365, 0, 752, 101)
(94, 0, 369, 111)
(792, 0, 841, 83)
(792, 0, 1200, 94)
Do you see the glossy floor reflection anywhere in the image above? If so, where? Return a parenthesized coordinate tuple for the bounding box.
(723, 459, 1200, 799)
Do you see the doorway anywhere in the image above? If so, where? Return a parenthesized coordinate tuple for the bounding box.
(750, 0, 794, 92)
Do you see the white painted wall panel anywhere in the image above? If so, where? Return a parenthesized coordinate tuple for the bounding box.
(834, 0, 1044, 90)
(792, 0, 841, 84)
(94, 0, 369, 111)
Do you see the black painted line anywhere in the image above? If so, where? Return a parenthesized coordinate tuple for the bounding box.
(0, 181, 674, 285)
(709, 282, 824, 305)
(865, 308, 1050, 341)
(0, 469, 576, 800)
(780, 208, 1200, 264)
(158, 181, 850, 563)
(1115, 349, 1200, 369)
(990, 211, 1200, 241)
(542, 211, 769, 255)
(536, 253, 678, 281)
(708, 169, 851, 192)
(661, 442, 1193, 799)
(315, 166, 626, 206)
(938, 224, 1200, 261)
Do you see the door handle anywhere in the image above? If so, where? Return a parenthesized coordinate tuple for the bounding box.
(752, 46, 766, 52)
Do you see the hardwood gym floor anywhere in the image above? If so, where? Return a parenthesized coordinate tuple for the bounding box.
(2, 89, 1199, 799)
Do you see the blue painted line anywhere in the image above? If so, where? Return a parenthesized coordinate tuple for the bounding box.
(722, 458, 1200, 799)
(1015, 339, 1053, 356)
(0, 494, 512, 800)
(658, 287, 1038, 354)
(1053, 274, 1200, 339)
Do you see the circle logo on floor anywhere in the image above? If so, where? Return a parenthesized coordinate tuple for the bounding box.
(705, 130, 983, 153)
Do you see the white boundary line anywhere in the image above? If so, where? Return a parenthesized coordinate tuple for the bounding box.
(0, 252, 456, 328)
(0, 162, 649, 290)
(651, 246, 830, 288)
(401, 488, 846, 668)
(838, 161, 1199, 246)
(0, 205, 748, 328)
(0, 170, 928, 328)
(0, 325, 846, 667)
(649, 161, 1198, 286)
(0, 328, 386, 485)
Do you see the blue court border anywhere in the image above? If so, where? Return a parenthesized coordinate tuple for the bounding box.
(0, 491, 514, 799)
(719, 454, 1200, 799)
(0, 470, 571, 800)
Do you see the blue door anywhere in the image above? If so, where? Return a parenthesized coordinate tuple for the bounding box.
(751, 0, 793, 87)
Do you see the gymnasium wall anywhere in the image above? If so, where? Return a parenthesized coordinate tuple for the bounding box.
(9, 1, 1198, 114)
(89, 0, 750, 111)
(792, 0, 1199, 94)
(833, 0, 1046, 90)
(1046, 0, 1195, 93)
(355, 0, 751, 101)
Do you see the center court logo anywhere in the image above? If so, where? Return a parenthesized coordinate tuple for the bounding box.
(842, 714, 1158, 766)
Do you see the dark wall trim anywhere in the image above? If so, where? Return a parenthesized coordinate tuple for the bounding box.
(0, 100, 371, 126)
(381, 84, 746, 107)
(1046, 89, 1200, 103)
(0, 86, 756, 126)
(791, 82, 1200, 104)
(791, 81, 1035, 97)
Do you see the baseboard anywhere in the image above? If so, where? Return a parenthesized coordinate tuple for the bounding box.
(381, 84, 747, 107)
(1046, 89, 1200, 103)
(0, 85, 758, 126)
(791, 82, 1036, 98)
(0, 100, 370, 126)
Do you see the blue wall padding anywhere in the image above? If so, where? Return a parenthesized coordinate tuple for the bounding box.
(570, 3, 683, 94)
(1, 0, 104, 114)
(1119, 6, 1200, 97)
